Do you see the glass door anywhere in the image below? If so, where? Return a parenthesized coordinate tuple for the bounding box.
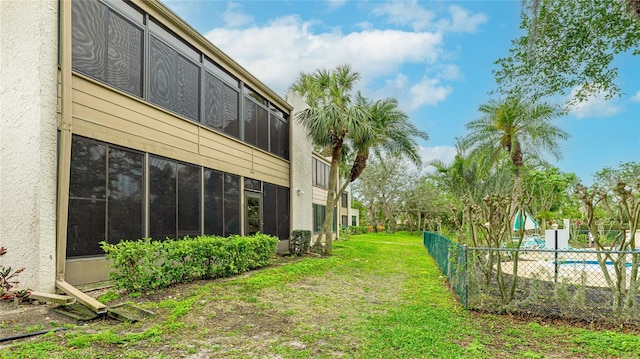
(245, 191, 262, 235)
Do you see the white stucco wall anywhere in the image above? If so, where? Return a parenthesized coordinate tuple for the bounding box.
(287, 92, 313, 234)
(0, 1, 58, 292)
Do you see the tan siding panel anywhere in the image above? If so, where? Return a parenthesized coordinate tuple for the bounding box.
(313, 187, 328, 204)
(73, 77, 198, 142)
(71, 74, 290, 186)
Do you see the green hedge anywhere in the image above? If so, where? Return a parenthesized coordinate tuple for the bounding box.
(101, 233, 279, 292)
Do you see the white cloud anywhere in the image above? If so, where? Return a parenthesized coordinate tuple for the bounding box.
(221, 2, 254, 28)
(204, 17, 443, 97)
(418, 145, 457, 174)
(408, 77, 453, 109)
(199, 2, 481, 110)
(567, 88, 623, 119)
(372, 1, 487, 33)
(326, 0, 347, 10)
(631, 90, 640, 103)
(436, 5, 488, 33)
(371, 1, 437, 31)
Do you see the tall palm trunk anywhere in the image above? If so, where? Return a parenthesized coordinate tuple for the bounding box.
(315, 130, 346, 255)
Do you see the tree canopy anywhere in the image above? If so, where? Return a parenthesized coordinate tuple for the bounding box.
(494, 0, 640, 104)
(290, 64, 427, 255)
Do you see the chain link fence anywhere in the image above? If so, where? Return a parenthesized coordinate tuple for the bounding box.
(424, 232, 640, 326)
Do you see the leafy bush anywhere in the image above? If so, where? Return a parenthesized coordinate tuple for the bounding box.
(290, 230, 311, 255)
(101, 234, 279, 292)
(0, 246, 29, 300)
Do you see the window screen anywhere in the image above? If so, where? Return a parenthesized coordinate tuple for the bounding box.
(178, 164, 201, 238)
(270, 115, 289, 160)
(276, 187, 290, 240)
(224, 174, 240, 236)
(107, 147, 144, 243)
(149, 156, 177, 240)
(149, 36, 200, 121)
(67, 137, 107, 257)
(204, 168, 224, 236)
(204, 72, 239, 138)
(72, 0, 143, 97)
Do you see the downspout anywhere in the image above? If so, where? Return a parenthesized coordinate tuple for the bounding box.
(55, 0, 106, 314)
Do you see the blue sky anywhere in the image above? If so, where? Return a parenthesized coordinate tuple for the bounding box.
(163, 0, 640, 185)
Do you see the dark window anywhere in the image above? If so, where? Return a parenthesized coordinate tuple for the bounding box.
(149, 156, 177, 240)
(313, 158, 329, 188)
(204, 72, 239, 138)
(277, 187, 290, 240)
(177, 164, 201, 238)
(243, 98, 269, 151)
(270, 113, 289, 160)
(263, 184, 278, 237)
(204, 168, 223, 236)
(67, 137, 107, 257)
(244, 178, 262, 191)
(149, 35, 200, 121)
(352, 216, 357, 226)
(107, 147, 144, 243)
(341, 192, 348, 208)
(224, 174, 241, 235)
(67, 136, 144, 258)
(341, 215, 348, 227)
(264, 183, 290, 240)
(72, 0, 143, 97)
(313, 204, 325, 233)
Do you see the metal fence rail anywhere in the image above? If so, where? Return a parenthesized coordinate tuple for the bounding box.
(423, 232, 640, 326)
(423, 232, 467, 307)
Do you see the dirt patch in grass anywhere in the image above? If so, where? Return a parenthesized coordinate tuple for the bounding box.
(0, 255, 405, 357)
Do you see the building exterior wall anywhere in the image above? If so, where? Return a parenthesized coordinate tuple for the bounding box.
(288, 92, 313, 240)
(58, 0, 294, 287)
(0, 0, 59, 292)
(0, 0, 320, 292)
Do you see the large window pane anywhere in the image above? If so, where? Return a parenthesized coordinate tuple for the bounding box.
(72, 0, 143, 97)
(224, 174, 240, 236)
(263, 184, 277, 237)
(243, 100, 257, 147)
(67, 137, 107, 257)
(204, 168, 223, 236)
(108, 147, 144, 243)
(257, 105, 269, 151)
(72, 0, 106, 81)
(313, 204, 326, 233)
(149, 36, 199, 121)
(270, 115, 288, 160)
(178, 164, 201, 238)
(243, 99, 269, 151)
(204, 72, 239, 138)
(149, 156, 177, 240)
(107, 11, 143, 95)
(277, 187, 290, 240)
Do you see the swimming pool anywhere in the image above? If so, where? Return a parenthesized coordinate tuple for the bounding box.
(556, 260, 635, 268)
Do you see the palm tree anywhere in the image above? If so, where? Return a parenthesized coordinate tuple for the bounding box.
(462, 96, 568, 201)
(461, 96, 568, 303)
(290, 65, 369, 255)
(346, 95, 428, 192)
(290, 65, 427, 255)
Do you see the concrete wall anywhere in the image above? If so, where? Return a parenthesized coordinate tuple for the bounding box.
(0, 1, 58, 292)
(287, 92, 313, 235)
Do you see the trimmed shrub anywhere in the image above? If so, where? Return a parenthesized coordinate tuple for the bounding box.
(101, 233, 279, 292)
(289, 230, 311, 255)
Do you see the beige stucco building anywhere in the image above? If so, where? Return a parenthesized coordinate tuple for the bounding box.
(0, 0, 358, 300)
(0, 0, 299, 296)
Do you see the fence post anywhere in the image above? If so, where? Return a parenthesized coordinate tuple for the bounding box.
(463, 244, 468, 309)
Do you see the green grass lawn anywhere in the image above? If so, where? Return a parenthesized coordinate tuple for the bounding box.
(2, 232, 639, 358)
